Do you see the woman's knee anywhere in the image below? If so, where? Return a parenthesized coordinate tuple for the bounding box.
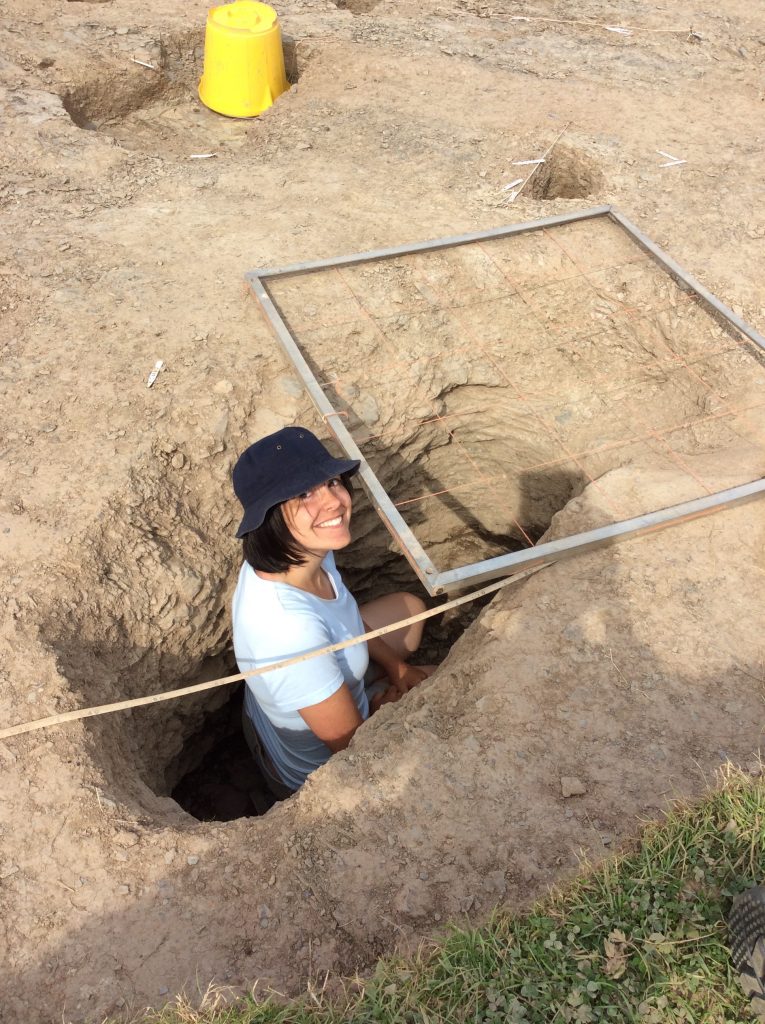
(361, 591, 427, 656)
(398, 591, 426, 617)
(397, 592, 426, 653)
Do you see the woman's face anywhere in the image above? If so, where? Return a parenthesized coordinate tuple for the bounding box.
(282, 476, 352, 556)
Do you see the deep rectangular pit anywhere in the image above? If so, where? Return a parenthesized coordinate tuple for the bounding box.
(248, 209, 765, 594)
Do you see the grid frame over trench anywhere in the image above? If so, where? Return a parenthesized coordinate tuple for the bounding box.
(246, 207, 765, 596)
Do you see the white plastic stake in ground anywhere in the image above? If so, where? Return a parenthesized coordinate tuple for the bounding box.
(656, 150, 685, 167)
(146, 360, 164, 388)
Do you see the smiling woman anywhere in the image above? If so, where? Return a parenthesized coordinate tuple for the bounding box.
(231, 427, 435, 797)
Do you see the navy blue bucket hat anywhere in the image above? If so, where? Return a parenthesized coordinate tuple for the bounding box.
(233, 426, 360, 538)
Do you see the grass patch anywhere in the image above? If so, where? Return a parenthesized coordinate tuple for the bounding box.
(135, 765, 765, 1024)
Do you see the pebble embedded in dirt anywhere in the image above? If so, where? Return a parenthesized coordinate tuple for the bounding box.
(560, 776, 588, 798)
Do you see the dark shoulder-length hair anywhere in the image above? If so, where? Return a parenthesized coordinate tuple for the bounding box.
(242, 471, 355, 574)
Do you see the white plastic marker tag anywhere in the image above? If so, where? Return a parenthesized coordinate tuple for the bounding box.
(504, 189, 520, 203)
(147, 360, 164, 388)
(130, 58, 157, 70)
(512, 158, 545, 166)
(656, 150, 686, 167)
(189, 153, 218, 159)
(502, 178, 524, 191)
(605, 25, 632, 34)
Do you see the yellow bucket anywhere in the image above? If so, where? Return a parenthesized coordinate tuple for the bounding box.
(198, 0, 288, 118)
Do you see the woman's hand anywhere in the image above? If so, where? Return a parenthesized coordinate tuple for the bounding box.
(369, 664, 438, 711)
(387, 661, 434, 696)
(369, 686, 400, 713)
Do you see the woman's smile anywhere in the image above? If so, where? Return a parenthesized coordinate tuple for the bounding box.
(316, 514, 343, 528)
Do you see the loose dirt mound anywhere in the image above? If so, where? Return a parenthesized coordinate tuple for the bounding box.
(1, 0, 764, 1020)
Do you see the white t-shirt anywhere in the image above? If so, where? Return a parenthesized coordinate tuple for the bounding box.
(232, 552, 369, 790)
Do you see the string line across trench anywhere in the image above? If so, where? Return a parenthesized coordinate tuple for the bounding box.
(0, 565, 548, 742)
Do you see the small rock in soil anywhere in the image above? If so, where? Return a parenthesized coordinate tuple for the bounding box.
(560, 776, 587, 798)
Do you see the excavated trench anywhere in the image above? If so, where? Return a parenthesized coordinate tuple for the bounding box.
(50, 230, 763, 826)
(43, 427, 576, 826)
(42, 209, 765, 827)
(141, 481, 504, 824)
(168, 676, 272, 821)
(161, 593, 494, 822)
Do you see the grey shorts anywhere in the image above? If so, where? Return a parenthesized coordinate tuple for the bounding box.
(242, 663, 386, 798)
(241, 709, 295, 801)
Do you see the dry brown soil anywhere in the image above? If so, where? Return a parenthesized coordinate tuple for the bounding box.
(1, 0, 765, 1021)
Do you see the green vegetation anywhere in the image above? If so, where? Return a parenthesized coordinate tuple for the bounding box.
(140, 766, 765, 1024)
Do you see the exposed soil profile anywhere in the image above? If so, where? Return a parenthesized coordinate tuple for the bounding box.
(1, 0, 765, 1020)
(527, 144, 604, 200)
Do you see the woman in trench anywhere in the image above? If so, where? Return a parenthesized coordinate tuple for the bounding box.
(231, 426, 435, 797)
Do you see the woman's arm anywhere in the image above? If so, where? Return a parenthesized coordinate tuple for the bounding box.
(298, 683, 364, 752)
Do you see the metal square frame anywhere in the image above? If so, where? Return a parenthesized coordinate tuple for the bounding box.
(246, 206, 765, 595)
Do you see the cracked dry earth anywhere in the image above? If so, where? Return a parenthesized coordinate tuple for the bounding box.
(1, 0, 765, 1021)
